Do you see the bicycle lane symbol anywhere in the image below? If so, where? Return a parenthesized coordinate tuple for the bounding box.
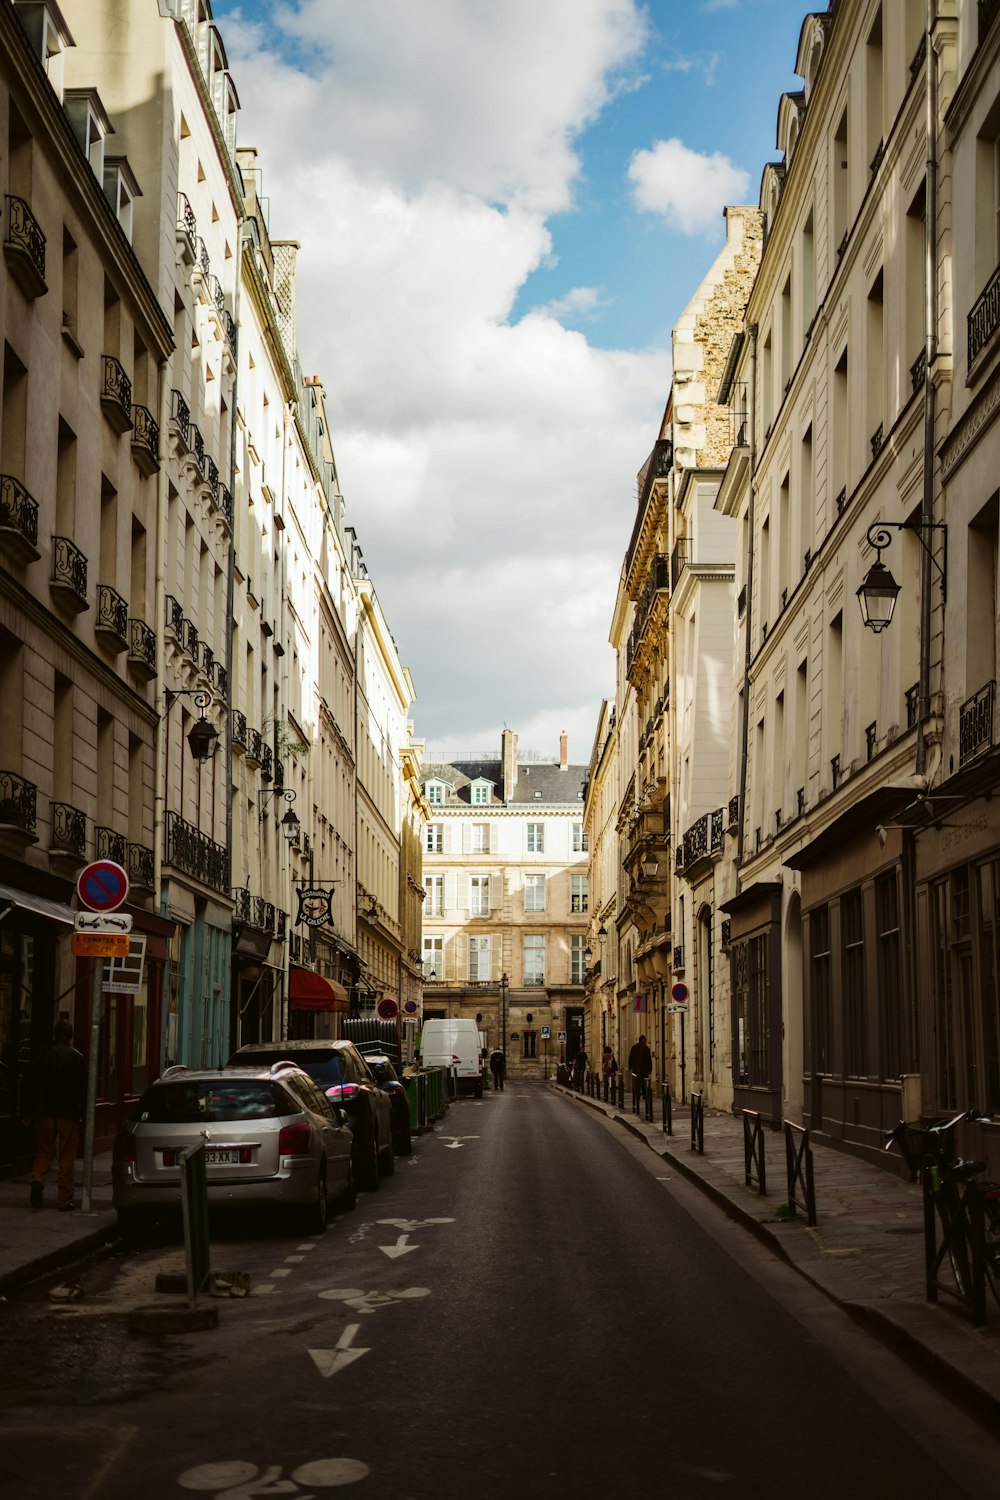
(177, 1456, 369, 1497)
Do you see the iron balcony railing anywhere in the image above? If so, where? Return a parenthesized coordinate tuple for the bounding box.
(188, 423, 205, 472)
(906, 681, 921, 728)
(673, 945, 684, 971)
(959, 680, 995, 765)
(4, 194, 46, 283)
(51, 802, 86, 858)
(127, 841, 154, 890)
(165, 810, 229, 893)
(233, 886, 252, 923)
(177, 191, 197, 240)
(197, 237, 210, 277)
(969, 263, 1000, 367)
(671, 539, 688, 591)
(253, 897, 275, 934)
(683, 812, 709, 867)
(223, 309, 238, 356)
(97, 826, 126, 865)
(910, 348, 927, 393)
(217, 482, 233, 529)
(132, 404, 159, 465)
(275, 910, 287, 943)
(205, 455, 219, 498)
(165, 594, 184, 636)
(0, 770, 37, 833)
(710, 807, 725, 852)
(232, 708, 248, 750)
(0, 473, 39, 548)
(729, 794, 740, 827)
(180, 617, 199, 658)
(129, 618, 156, 674)
(246, 727, 263, 765)
(214, 661, 229, 697)
(101, 355, 132, 426)
(208, 274, 226, 316)
(170, 389, 190, 445)
(51, 535, 88, 603)
(96, 584, 128, 646)
(200, 642, 215, 679)
(259, 742, 273, 781)
(290, 932, 302, 962)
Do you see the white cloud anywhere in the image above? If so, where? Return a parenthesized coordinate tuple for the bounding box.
(627, 136, 751, 235)
(219, 0, 670, 745)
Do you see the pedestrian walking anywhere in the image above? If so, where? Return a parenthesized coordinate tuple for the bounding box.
(489, 1047, 506, 1092)
(628, 1033, 652, 1110)
(572, 1048, 588, 1091)
(24, 1019, 85, 1211)
(601, 1044, 618, 1099)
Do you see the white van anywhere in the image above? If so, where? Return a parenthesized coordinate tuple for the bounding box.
(419, 1018, 484, 1097)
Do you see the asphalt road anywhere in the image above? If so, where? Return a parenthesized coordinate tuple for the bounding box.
(2, 1084, 1000, 1500)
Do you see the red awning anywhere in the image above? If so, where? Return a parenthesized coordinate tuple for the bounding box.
(289, 967, 350, 1012)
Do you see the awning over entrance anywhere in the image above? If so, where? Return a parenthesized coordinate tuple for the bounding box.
(0, 883, 76, 927)
(289, 966, 349, 1011)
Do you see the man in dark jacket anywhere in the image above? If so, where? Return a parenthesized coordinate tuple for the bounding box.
(27, 1020, 85, 1211)
(489, 1048, 506, 1092)
(628, 1034, 653, 1108)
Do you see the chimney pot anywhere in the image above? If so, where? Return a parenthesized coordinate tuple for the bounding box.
(560, 731, 568, 768)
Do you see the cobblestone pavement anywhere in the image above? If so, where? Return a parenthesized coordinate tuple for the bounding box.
(557, 1083, 1000, 1438)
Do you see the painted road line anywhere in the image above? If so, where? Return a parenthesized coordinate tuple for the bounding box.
(309, 1324, 370, 1378)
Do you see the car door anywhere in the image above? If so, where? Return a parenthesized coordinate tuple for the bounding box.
(297, 1072, 351, 1191)
(356, 1052, 391, 1143)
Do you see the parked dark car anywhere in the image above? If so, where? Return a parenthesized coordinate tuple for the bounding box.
(112, 1063, 355, 1240)
(364, 1053, 412, 1157)
(227, 1040, 394, 1189)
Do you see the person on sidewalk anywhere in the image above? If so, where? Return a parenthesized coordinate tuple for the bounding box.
(489, 1047, 506, 1092)
(601, 1045, 618, 1099)
(24, 1019, 85, 1211)
(572, 1048, 588, 1091)
(628, 1033, 652, 1109)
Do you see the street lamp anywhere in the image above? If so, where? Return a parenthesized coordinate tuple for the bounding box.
(166, 688, 220, 761)
(258, 786, 300, 843)
(857, 520, 946, 633)
(641, 851, 659, 879)
(499, 971, 509, 1057)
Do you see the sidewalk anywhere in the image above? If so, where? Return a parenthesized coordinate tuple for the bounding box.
(0, 1152, 117, 1296)
(557, 1083, 1000, 1438)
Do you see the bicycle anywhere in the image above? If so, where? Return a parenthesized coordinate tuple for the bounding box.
(885, 1106, 1000, 1324)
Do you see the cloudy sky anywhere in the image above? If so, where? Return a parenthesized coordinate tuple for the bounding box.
(214, 0, 808, 761)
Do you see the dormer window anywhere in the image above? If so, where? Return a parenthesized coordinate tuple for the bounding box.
(63, 89, 114, 181)
(12, 2, 74, 98)
(425, 780, 447, 805)
(103, 157, 141, 243)
(470, 780, 491, 805)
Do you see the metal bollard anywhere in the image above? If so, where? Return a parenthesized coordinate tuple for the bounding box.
(662, 1084, 672, 1135)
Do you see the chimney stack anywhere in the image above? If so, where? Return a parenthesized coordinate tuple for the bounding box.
(502, 728, 518, 802)
(559, 731, 568, 768)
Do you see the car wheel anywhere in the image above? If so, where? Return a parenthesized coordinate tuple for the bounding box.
(305, 1164, 328, 1234)
(382, 1131, 395, 1177)
(336, 1158, 357, 1213)
(474, 1080, 484, 1098)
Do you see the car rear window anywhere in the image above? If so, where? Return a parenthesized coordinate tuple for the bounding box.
(228, 1049, 346, 1090)
(137, 1080, 282, 1123)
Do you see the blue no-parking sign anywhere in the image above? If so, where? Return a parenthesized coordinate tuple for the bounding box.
(76, 860, 129, 912)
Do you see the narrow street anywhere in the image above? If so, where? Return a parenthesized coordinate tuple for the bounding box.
(2, 1086, 999, 1500)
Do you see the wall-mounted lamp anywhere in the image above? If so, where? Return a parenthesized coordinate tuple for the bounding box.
(166, 688, 220, 761)
(584, 944, 593, 964)
(641, 851, 659, 879)
(857, 520, 947, 633)
(258, 786, 300, 843)
(597, 924, 607, 943)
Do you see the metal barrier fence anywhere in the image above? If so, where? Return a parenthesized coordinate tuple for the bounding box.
(691, 1091, 704, 1154)
(661, 1084, 672, 1136)
(617, 1074, 626, 1110)
(179, 1141, 210, 1307)
(784, 1120, 816, 1224)
(403, 1067, 450, 1132)
(923, 1169, 991, 1327)
(742, 1109, 766, 1194)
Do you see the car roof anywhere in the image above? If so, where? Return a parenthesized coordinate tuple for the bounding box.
(365, 1054, 394, 1065)
(230, 1040, 354, 1053)
(151, 1065, 307, 1085)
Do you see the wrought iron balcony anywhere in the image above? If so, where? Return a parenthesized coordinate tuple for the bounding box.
(97, 825, 126, 864)
(127, 841, 154, 890)
(51, 801, 86, 859)
(180, 617, 199, 658)
(737, 583, 747, 617)
(51, 535, 88, 611)
(831, 754, 841, 789)
(223, 309, 238, 357)
(729, 794, 740, 828)
(96, 584, 128, 651)
(721, 919, 732, 948)
(131, 404, 160, 475)
(0, 474, 40, 564)
(289, 932, 302, 962)
(101, 355, 133, 434)
(905, 681, 921, 729)
(275, 910, 287, 943)
(866, 721, 878, 762)
(871, 424, 884, 460)
(165, 593, 183, 637)
(253, 897, 275, 934)
(682, 812, 709, 867)
(0, 770, 37, 837)
(232, 708, 248, 752)
(199, 642, 215, 679)
(969, 263, 1000, 367)
(670, 539, 688, 591)
(259, 742, 273, 782)
(672, 945, 684, 972)
(208, 274, 226, 316)
(170, 389, 190, 446)
(233, 886, 252, 923)
(214, 660, 229, 697)
(188, 423, 205, 473)
(217, 482, 233, 530)
(197, 237, 210, 278)
(246, 727, 263, 766)
(4, 194, 46, 298)
(959, 680, 995, 765)
(910, 348, 927, 393)
(710, 807, 725, 853)
(128, 618, 156, 680)
(176, 190, 197, 242)
(204, 456, 219, 504)
(165, 810, 229, 893)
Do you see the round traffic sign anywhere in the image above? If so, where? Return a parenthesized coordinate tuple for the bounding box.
(377, 998, 399, 1021)
(77, 860, 129, 912)
(402, 999, 419, 1015)
(671, 982, 689, 1003)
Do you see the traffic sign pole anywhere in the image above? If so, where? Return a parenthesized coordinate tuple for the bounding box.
(81, 957, 102, 1215)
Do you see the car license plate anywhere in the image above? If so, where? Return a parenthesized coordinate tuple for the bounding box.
(205, 1149, 240, 1165)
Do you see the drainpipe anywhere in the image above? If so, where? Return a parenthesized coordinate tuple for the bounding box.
(153, 356, 170, 915)
(222, 244, 240, 1049)
(735, 324, 759, 895)
(279, 398, 292, 1041)
(917, 0, 938, 777)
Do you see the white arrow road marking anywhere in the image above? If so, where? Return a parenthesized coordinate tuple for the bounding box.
(380, 1232, 419, 1259)
(318, 1286, 431, 1314)
(309, 1323, 370, 1378)
(441, 1135, 479, 1148)
(377, 1217, 454, 1230)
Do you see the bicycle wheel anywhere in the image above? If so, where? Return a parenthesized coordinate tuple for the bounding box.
(983, 1185, 1000, 1311)
(936, 1194, 971, 1299)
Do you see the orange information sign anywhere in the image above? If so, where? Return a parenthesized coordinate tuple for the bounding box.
(71, 932, 130, 958)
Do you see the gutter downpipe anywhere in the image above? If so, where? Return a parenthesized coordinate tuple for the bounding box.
(279, 397, 292, 1042)
(153, 358, 170, 917)
(223, 246, 240, 1044)
(735, 324, 759, 896)
(917, 0, 938, 779)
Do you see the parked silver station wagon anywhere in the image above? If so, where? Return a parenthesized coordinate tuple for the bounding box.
(112, 1064, 355, 1239)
